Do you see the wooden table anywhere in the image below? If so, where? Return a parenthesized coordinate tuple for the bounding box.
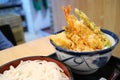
(0, 36, 55, 66)
(0, 36, 119, 66)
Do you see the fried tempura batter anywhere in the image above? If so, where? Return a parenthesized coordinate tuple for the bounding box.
(50, 6, 111, 52)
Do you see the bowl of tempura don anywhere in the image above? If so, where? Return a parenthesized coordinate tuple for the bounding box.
(50, 6, 119, 75)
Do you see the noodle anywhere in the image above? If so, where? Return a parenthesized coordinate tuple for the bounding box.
(0, 60, 69, 80)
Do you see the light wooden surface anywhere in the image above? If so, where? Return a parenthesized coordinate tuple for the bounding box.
(51, 0, 120, 32)
(0, 36, 55, 66)
(51, 0, 120, 58)
(0, 36, 119, 66)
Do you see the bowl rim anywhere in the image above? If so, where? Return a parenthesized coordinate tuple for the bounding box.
(0, 56, 74, 80)
(50, 29, 119, 55)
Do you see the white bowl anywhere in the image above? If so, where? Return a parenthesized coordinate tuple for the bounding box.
(50, 29, 119, 75)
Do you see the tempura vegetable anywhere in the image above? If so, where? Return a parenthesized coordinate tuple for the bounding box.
(50, 5, 111, 52)
(75, 8, 101, 34)
(75, 8, 111, 48)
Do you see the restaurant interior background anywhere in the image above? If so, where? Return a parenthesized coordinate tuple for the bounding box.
(0, 0, 120, 56)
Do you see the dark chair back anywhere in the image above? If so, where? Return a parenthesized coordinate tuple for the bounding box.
(0, 25, 17, 45)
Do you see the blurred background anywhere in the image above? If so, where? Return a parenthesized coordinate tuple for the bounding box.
(0, 0, 119, 54)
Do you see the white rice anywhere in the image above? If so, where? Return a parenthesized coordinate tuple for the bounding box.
(0, 60, 69, 80)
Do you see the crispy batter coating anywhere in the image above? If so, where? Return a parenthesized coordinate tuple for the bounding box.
(50, 6, 111, 52)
